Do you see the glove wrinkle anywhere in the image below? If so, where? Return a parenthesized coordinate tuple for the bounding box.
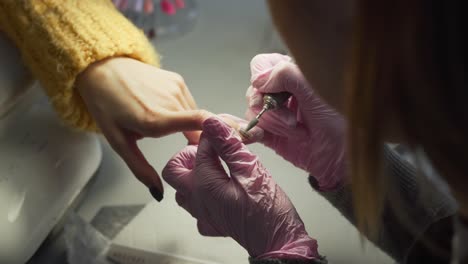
(162, 116, 322, 261)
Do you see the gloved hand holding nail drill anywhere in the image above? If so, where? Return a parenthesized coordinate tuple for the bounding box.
(246, 54, 346, 191)
(162, 117, 323, 261)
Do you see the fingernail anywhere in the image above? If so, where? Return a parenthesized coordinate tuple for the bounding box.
(149, 187, 164, 202)
(238, 129, 251, 141)
(239, 127, 263, 144)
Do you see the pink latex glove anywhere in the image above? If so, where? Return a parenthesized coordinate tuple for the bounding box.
(246, 54, 346, 191)
(162, 117, 321, 260)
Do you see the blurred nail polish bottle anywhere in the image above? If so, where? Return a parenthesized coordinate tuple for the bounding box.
(112, 0, 198, 41)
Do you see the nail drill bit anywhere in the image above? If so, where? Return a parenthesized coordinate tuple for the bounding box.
(240, 92, 292, 138)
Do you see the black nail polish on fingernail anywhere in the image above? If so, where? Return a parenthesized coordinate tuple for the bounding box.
(149, 187, 164, 202)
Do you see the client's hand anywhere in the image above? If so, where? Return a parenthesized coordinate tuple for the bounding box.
(162, 117, 322, 261)
(76, 57, 210, 200)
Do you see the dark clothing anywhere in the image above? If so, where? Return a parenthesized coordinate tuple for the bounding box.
(250, 146, 457, 264)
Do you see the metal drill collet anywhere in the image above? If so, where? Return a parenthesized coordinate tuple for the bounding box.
(240, 92, 292, 136)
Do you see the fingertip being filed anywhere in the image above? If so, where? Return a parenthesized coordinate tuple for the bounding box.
(239, 126, 264, 144)
(216, 113, 264, 144)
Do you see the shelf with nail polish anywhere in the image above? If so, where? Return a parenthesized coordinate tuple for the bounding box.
(112, 0, 198, 41)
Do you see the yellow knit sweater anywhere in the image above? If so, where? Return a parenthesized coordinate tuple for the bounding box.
(0, 0, 159, 131)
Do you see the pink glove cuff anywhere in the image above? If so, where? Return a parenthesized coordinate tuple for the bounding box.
(257, 236, 320, 260)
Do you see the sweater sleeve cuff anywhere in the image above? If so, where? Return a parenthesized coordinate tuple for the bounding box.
(0, 0, 159, 131)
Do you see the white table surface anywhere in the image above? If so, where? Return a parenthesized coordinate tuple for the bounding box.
(76, 1, 393, 263)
